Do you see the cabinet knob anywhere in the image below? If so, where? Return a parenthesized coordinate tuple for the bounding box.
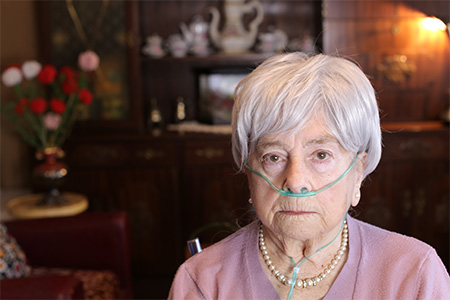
(127, 29, 135, 48)
(402, 189, 427, 217)
(137, 149, 164, 160)
(82, 147, 120, 164)
(399, 139, 432, 155)
(415, 189, 426, 216)
(195, 148, 224, 159)
(402, 190, 412, 218)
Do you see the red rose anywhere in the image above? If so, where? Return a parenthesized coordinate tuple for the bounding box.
(78, 88, 93, 105)
(30, 97, 47, 114)
(15, 98, 28, 115)
(6, 64, 21, 69)
(62, 78, 78, 94)
(37, 65, 57, 85)
(50, 98, 66, 114)
(59, 66, 74, 79)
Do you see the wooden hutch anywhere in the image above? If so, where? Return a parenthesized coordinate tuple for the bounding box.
(37, 1, 449, 298)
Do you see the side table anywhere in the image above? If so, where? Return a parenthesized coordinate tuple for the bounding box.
(7, 192, 88, 219)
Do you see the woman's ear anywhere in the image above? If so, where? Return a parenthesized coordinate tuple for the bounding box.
(356, 152, 367, 183)
(352, 190, 361, 207)
(352, 152, 367, 207)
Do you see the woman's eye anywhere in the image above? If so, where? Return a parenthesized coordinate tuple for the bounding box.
(316, 152, 329, 160)
(269, 155, 280, 162)
(262, 154, 281, 163)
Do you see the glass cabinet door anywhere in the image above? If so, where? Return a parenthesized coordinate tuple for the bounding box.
(37, 0, 143, 133)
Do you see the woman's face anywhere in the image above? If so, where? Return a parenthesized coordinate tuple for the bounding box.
(246, 116, 365, 243)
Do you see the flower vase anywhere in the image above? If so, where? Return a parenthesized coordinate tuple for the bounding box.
(33, 147, 68, 206)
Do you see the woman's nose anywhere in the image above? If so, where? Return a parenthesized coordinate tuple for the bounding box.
(282, 160, 312, 194)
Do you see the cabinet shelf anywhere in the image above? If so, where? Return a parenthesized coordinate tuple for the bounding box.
(140, 52, 277, 72)
(37, 1, 450, 297)
(381, 121, 447, 132)
(141, 52, 275, 64)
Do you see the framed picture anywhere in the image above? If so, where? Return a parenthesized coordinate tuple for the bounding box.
(198, 69, 248, 124)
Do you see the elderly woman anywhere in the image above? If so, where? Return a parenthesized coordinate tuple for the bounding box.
(169, 53, 450, 300)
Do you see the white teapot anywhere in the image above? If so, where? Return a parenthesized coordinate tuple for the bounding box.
(167, 34, 189, 57)
(209, 0, 264, 53)
(180, 15, 210, 56)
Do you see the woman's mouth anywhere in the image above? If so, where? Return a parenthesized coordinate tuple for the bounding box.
(281, 210, 315, 216)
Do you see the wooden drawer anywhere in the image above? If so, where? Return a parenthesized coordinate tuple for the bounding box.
(67, 142, 177, 168)
(67, 144, 130, 168)
(131, 142, 177, 166)
(381, 129, 449, 161)
(184, 141, 235, 165)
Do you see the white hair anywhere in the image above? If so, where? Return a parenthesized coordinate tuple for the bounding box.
(231, 52, 382, 179)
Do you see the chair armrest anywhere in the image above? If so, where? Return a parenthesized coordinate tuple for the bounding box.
(4, 211, 132, 298)
(0, 275, 84, 299)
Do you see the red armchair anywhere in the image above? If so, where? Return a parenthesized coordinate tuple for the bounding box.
(0, 211, 133, 299)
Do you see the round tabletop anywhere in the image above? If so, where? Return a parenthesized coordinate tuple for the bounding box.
(7, 192, 89, 219)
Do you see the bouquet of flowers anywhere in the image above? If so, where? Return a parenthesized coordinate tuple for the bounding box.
(0, 50, 99, 150)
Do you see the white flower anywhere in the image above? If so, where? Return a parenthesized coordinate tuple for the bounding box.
(22, 60, 42, 80)
(43, 112, 62, 130)
(1, 66, 22, 87)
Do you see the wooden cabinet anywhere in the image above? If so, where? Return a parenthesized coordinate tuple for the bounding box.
(323, 0, 449, 270)
(182, 139, 250, 238)
(63, 133, 250, 298)
(37, 0, 449, 297)
(64, 137, 183, 276)
(359, 126, 449, 268)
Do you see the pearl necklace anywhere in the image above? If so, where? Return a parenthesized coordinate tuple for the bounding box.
(258, 221, 348, 289)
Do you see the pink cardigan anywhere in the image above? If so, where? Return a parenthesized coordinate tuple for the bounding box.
(169, 216, 450, 299)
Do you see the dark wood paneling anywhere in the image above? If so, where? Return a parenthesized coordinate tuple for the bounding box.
(359, 127, 449, 269)
(324, 0, 449, 270)
(64, 133, 251, 297)
(323, 0, 449, 122)
(38, 1, 450, 298)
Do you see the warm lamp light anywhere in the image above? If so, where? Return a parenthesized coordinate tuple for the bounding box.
(422, 17, 447, 32)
